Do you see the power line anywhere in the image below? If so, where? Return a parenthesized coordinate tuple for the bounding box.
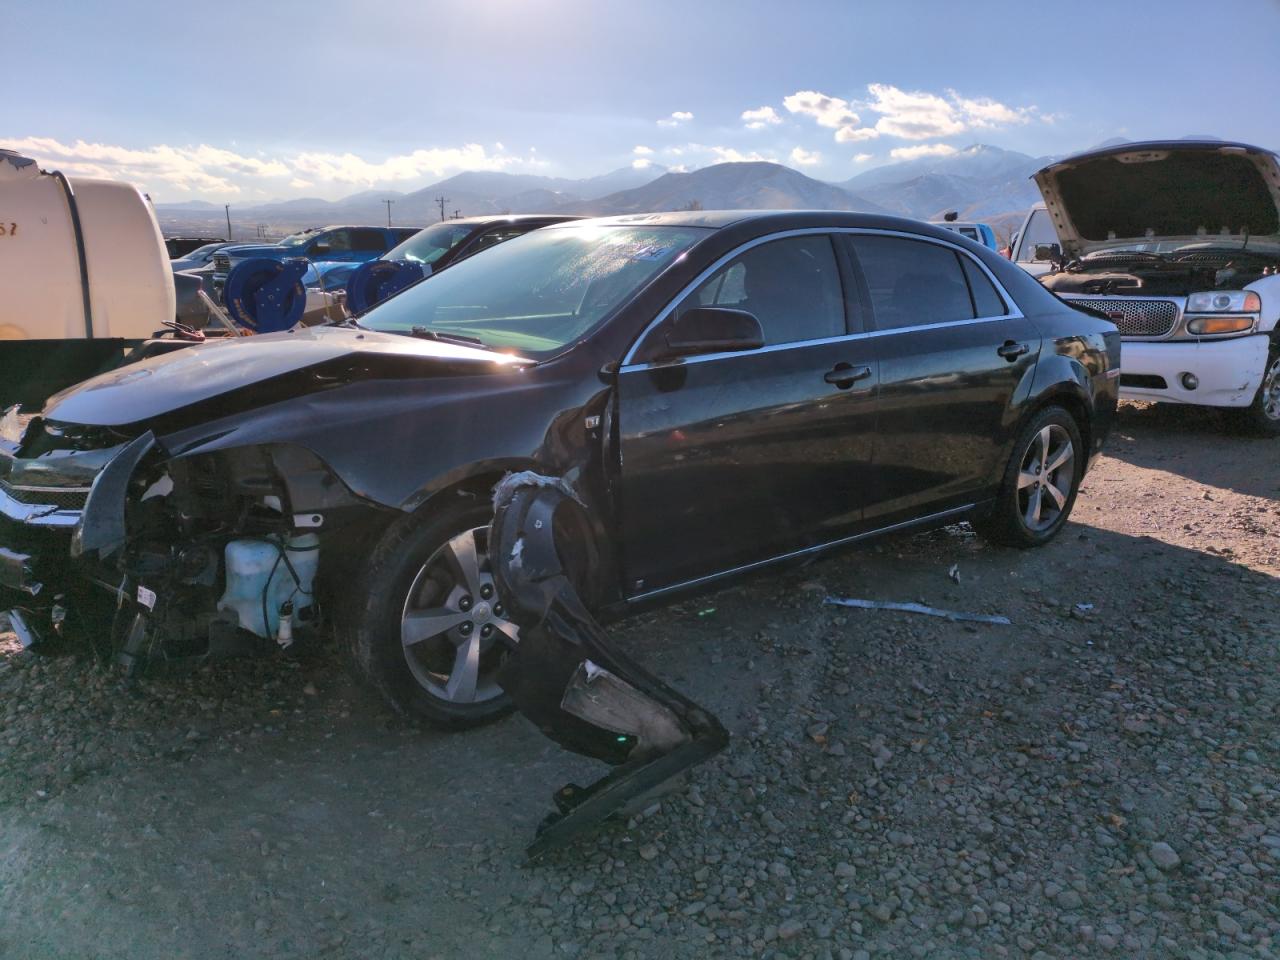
(383, 198, 394, 227)
(435, 195, 449, 222)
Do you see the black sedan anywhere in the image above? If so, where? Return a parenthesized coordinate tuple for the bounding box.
(0, 211, 1119, 729)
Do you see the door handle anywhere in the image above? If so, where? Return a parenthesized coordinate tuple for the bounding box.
(997, 340, 1029, 361)
(824, 363, 873, 389)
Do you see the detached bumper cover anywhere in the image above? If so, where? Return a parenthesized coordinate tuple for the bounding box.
(489, 473, 728, 859)
(0, 546, 41, 595)
(1120, 334, 1270, 407)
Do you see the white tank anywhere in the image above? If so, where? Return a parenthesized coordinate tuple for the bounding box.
(0, 148, 174, 341)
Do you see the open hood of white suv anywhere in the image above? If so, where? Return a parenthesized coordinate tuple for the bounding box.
(1033, 140, 1280, 259)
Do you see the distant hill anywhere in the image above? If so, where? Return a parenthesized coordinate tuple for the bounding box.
(572, 162, 892, 216)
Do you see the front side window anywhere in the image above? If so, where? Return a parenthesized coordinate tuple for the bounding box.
(849, 235, 975, 330)
(321, 229, 353, 252)
(350, 228, 387, 252)
(678, 235, 845, 346)
(362, 224, 708, 357)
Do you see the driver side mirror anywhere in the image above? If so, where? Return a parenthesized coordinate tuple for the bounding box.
(1034, 242, 1062, 262)
(654, 307, 765, 361)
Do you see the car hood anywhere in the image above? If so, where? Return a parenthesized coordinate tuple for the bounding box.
(1033, 140, 1280, 258)
(42, 325, 530, 429)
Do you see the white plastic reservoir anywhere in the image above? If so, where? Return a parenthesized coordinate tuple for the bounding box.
(218, 534, 320, 640)
(0, 148, 174, 341)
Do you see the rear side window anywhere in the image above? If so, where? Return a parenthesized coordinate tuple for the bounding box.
(679, 235, 845, 346)
(959, 256, 1007, 317)
(848, 235, 974, 330)
(351, 228, 388, 252)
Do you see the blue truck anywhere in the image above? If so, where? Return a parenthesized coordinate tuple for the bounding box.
(211, 225, 421, 299)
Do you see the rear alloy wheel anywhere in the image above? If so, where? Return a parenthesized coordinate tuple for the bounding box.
(343, 500, 516, 729)
(1241, 349, 1280, 437)
(972, 406, 1083, 548)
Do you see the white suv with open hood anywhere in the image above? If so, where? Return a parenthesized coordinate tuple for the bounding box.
(1026, 140, 1280, 434)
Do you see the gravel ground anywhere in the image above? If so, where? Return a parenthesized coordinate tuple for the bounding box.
(1, 402, 1278, 960)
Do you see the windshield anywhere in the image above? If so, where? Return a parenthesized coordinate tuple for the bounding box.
(279, 229, 322, 247)
(386, 222, 478, 266)
(177, 242, 221, 261)
(362, 224, 709, 357)
(1016, 209, 1059, 262)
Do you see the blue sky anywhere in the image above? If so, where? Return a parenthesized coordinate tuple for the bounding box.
(6, 0, 1279, 202)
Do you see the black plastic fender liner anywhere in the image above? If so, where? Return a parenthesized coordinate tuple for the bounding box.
(71, 430, 156, 560)
(489, 473, 729, 858)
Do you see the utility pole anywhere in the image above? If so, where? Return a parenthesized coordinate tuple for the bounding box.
(435, 195, 448, 222)
(224, 204, 232, 241)
(383, 199, 394, 227)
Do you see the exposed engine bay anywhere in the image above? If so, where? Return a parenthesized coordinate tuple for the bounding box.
(1040, 247, 1280, 297)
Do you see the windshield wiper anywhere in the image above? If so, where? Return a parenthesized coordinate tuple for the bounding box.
(409, 326, 486, 348)
(326, 315, 368, 330)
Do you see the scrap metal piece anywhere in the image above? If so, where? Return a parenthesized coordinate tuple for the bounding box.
(823, 595, 1011, 625)
(70, 430, 156, 560)
(489, 474, 728, 859)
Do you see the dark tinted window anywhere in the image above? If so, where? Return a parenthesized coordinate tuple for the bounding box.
(959, 255, 1007, 317)
(848, 235, 974, 330)
(350, 228, 387, 252)
(393, 228, 419, 243)
(463, 227, 529, 258)
(321, 229, 352, 252)
(680, 235, 844, 346)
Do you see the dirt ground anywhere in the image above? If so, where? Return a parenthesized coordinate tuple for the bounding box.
(1, 402, 1278, 960)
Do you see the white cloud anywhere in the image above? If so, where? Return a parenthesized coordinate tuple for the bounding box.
(633, 145, 654, 155)
(669, 164, 689, 173)
(710, 145, 775, 164)
(657, 111, 694, 127)
(632, 157, 652, 169)
(790, 146, 822, 166)
(7, 135, 536, 199)
(889, 143, 959, 161)
(741, 105, 782, 130)
(783, 84, 1038, 146)
(853, 153, 873, 164)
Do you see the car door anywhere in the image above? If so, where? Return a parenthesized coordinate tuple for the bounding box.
(616, 233, 881, 596)
(843, 232, 1041, 527)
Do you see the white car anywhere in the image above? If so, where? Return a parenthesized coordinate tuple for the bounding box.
(1018, 140, 1280, 434)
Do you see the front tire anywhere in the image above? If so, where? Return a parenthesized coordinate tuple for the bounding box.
(340, 498, 516, 729)
(1240, 348, 1280, 437)
(972, 405, 1083, 548)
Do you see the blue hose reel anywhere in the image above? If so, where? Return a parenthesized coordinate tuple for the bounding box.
(223, 257, 309, 333)
(344, 259, 425, 315)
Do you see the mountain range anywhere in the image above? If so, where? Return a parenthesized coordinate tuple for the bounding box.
(152, 143, 1060, 241)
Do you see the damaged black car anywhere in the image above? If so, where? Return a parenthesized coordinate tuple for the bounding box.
(1, 211, 1120, 732)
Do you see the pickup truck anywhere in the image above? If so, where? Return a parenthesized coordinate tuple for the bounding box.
(211, 225, 421, 299)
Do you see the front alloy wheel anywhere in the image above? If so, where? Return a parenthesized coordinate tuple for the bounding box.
(1243, 350, 1280, 436)
(401, 526, 517, 707)
(1016, 423, 1076, 533)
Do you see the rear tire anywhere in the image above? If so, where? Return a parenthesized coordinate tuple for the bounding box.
(1240, 348, 1280, 437)
(339, 497, 515, 730)
(972, 405, 1084, 548)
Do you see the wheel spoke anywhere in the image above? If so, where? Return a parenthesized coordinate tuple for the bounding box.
(1017, 469, 1039, 489)
(1043, 480, 1068, 510)
(1037, 427, 1052, 472)
(445, 634, 482, 702)
(443, 530, 484, 597)
(402, 607, 470, 647)
(492, 620, 521, 645)
(1023, 486, 1042, 527)
(1044, 443, 1073, 474)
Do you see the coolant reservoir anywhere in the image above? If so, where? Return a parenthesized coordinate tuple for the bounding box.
(217, 534, 320, 639)
(0, 148, 174, 341)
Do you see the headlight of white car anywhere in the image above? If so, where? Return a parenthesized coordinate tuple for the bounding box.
(1185, 290, 1261, 313)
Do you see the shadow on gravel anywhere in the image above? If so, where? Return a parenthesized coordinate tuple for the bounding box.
(1, 517, 1277, 959)
(1107, 403, 1280, 500)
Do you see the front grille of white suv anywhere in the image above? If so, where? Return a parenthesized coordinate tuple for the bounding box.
(1064, 297, 1179, 337)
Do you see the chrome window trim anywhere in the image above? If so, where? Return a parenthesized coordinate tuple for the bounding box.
(620, 226, 1024, 368)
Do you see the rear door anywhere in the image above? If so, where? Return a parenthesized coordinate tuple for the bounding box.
(616, 233, 881, 596)
(844, 232, 1041, 526)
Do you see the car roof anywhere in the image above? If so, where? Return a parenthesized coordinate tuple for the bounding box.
(546, 209, 976, 239)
